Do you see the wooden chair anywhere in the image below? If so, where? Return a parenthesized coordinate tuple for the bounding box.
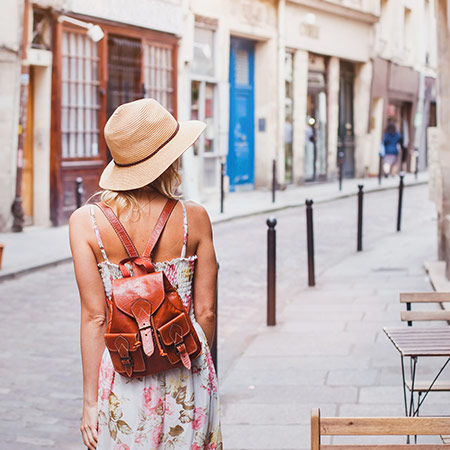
(311, 408, 450, 449)
(400, 292, 450, 395)
(400, 292, 450, 326)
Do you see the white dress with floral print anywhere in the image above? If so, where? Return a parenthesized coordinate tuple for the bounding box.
(90, 202, 222, 450)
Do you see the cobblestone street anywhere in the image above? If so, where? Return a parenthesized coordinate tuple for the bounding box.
(0, 184, 445, 449)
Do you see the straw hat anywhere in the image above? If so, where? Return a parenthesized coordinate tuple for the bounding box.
(100, 98, 206, 191)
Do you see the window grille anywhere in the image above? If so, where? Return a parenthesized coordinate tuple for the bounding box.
(61, 30, 100, 159)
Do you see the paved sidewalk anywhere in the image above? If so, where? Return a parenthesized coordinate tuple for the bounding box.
(217, 183, 448, 449)
(0, 172, 427, 280)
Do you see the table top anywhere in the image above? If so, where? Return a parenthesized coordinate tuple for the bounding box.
(383, 326, 450, 357)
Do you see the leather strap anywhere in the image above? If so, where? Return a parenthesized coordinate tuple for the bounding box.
(176, 343, 191, 370)
(131, 299, 154, 357)
(96, 202, 139, 258)
(115, 335, 134, 377)
(169, 322, 191, 370)
(95, 199, 177, 260)
(142, 199, 178, 258)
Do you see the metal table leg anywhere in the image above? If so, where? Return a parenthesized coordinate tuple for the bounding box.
(409, 357, 418, 417)
(412, 357, 450, 417)
(400, 355, 408, 417)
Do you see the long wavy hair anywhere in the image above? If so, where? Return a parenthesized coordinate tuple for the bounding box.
(95, 161, 181, 219)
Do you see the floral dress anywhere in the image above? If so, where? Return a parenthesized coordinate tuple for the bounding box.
(90, 202, 222, 449)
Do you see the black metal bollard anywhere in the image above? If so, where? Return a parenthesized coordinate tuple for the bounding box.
(378, 155, 383, 185)
(397, 172, 405, 232)
(338, 151, 344, 191)
(357, 184, 364, 252)
(211, 263, 219, 371)
(305, 199, 315, 287)
(267, 217, 277, 326)
(220, 162, 225, 214)
(75, 177, 84, 209)
(272, 159, 277, 203)
(414, 149, 419, 180)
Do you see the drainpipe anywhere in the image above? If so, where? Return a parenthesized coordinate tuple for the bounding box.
(277, 0, 286, 185)
(11, 0, 30, 232)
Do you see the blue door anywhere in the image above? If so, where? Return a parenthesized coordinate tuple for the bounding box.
(228, 38, 255, 190)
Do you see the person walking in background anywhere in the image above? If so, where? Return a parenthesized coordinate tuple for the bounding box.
(382, 120, 403, 177)
(69, 98, 222, 449)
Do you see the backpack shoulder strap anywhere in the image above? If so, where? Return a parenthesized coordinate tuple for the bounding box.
(95, 202, 139, 258)
(142, 199, 178, 259)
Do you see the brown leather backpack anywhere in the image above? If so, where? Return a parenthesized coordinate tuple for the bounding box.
(96, 199, 202, 378)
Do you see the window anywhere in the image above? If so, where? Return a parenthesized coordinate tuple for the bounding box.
(403, 7, 412, 56)
(190, 24, 218, 190)
(191, 27, 215, 77)
(284, 52, 294, 184)
(191, 80, 201, 155)
(61, 30, 100, 159)
(143, 43, 174, 112)
(107, 35, 142, 119)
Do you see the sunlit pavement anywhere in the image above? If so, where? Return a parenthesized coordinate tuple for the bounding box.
(214, 184, 447, 449)
(0, 183, 446, 449)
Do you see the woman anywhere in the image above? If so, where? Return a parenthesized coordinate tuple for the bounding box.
(69, 99, 222, 449)
(382, 121, 403, 176)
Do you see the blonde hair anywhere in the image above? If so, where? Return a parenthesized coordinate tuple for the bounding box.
(97, 162, 181, 219)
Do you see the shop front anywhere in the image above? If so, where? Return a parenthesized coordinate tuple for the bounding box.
(370, 58, 419, 173)
(50, 15, 178, 224)
(284, 1, 376, 183)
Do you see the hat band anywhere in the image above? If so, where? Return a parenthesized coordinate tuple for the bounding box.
(114, 123, 180, 168)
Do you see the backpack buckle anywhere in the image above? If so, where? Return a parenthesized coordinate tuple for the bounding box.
(120, 356, 133, 367)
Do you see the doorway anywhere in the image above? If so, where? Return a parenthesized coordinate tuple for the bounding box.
(228, 37, 255, 190)
(387, 101, 412, 170)
(305, 54, 328, 182)
(338, 61, 355, 178)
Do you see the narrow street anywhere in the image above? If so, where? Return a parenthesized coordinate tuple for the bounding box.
(0, 184, 443, 448)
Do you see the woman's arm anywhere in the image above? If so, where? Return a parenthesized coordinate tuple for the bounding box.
(191, 205, 218, 347)
(69, 207, 108, 450)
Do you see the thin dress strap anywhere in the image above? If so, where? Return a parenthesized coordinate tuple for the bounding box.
(90, 205, 109, 262)
(180, 200, 188, 258)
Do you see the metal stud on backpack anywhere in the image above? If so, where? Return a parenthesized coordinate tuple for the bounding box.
(96, 199, 202, 377)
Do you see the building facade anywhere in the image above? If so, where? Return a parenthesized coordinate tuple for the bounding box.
(433, 0, 450, 277)
(0, 0, 439, 230)
(368, 0, 437, 177)
(180, 0, 280, 200)
(0, 1, 24, 231)
(283, 0, 378, 184)
(181, 0, 380, 199)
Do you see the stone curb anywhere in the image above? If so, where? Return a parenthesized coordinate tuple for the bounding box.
(210, 178, 427, 225)
(424, 260, 450, 311)
(0, 257, 73, 283)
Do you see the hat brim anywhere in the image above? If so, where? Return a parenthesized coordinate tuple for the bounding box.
(99, 120, 206, 191)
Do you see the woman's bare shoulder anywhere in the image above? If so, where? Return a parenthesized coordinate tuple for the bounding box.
(183, 201, 212, 234)
(69, 205, 93, 236)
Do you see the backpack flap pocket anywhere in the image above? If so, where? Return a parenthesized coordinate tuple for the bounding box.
(105, 333, 146, 377)
(112, 271, 165, 318)
(158, 313, 198, 368)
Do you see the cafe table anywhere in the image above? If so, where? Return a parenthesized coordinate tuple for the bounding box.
(383, 326, 450, 417)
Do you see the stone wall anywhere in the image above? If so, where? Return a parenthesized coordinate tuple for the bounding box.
(435, 0, 450, 277)
(0, 1, 22, 231)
